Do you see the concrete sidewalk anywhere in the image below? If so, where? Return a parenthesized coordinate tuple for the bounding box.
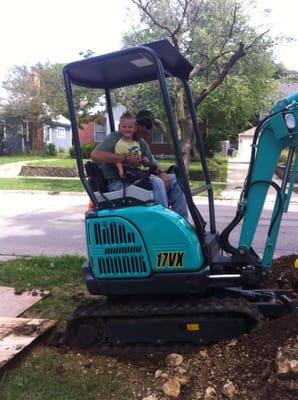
(0, 161, 25, 178)
(221, 158, 298, 203)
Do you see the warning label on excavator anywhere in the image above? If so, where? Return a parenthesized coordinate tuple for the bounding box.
(156, 252, 184, 268)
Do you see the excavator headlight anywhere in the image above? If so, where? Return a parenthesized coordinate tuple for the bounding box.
(284, 113, 296, 130)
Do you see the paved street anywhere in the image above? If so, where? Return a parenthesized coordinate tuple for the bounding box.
(0, 191, 88, 257)
(0, 191, 297, 259)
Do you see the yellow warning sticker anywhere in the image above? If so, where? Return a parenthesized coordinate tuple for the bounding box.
(186, 323, 200, 331)
(156, 252, 184, 268)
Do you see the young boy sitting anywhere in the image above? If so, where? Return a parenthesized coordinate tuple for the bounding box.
(115, 111, 151, 181)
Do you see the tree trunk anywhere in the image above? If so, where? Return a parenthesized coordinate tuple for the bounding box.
(175, 84, 194, 176)
(181, 118, 194, 176)
(30, 118, 44, 153)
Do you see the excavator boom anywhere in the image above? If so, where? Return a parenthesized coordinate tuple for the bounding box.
(221, 93, 298, 268)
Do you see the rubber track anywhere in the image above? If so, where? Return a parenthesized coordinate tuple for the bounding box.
(65, 297, 263, 353)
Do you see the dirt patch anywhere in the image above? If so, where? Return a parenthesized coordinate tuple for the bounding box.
(102, 314, 297, 400)
(60, 255, 298, 400)
(20, 166, 78, 178)
(263, 254, 298, 290)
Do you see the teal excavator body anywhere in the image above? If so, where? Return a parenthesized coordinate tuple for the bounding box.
(63, 40, 298, 350)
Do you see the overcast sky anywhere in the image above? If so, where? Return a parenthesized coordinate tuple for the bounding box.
(0, 0, 297, 86)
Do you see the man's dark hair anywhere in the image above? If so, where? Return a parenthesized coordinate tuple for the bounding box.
(136, 110, 154, 129)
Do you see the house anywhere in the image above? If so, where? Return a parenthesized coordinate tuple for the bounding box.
(43, 115, 72, 151)
(0, 107, 26, 154)
(237, 83, 298, 162)
(78, 105, 126, 145)
(237, 127, 255, 161)
(78, 104, 173, 156)
(0, 103, 72, 153)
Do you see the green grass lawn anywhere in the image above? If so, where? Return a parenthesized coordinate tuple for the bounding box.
(0, 153, 68, 165)
(0, 156, 227, 196)
(0, 256, 133, 399)
(28, 158, 78, 168)
(0, 155, 46, 165)
(0, 177, 226, 197)
(0, 178, 84, 192)
(158, 156, 227, 182)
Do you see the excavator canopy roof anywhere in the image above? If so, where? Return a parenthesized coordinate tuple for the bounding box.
(63, 39, 194, 89)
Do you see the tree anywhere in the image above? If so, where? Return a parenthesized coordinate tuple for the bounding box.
(2, 62, 102, 152)
(122, 0, 277, 167)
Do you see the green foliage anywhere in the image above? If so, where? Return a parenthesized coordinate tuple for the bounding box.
(69, 145, 75, 158)
(2, 61, 103, 152)
(58, 146, 65, 153)
(69, 143, 97, 159)
(81, 143, 97, 159)
(203, 131, 226, 158)
(123, 0, 279, 146)
(45, 143, 57, 156)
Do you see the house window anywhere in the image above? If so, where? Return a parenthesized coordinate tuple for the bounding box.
(57, 127, 65, 139)
(95, 123, 106, 142)
(44, 126, 51, 143)
(152, 129, 167, 144)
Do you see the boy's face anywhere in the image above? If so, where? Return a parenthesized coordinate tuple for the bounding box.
(119, 118, 136, 139)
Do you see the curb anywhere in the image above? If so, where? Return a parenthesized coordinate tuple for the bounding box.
(0, 189, 87, 196)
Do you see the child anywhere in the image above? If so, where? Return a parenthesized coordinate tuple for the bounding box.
(115, 111, 149, 178)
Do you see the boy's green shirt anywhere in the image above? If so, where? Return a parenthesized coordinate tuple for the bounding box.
(96, 131, 156, 180)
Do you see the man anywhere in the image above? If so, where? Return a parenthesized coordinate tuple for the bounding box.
(91, 110, 188, 219)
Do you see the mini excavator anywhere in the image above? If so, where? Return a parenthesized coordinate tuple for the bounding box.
(63, 40, 298, 351)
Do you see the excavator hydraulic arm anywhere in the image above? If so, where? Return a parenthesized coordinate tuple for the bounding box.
(238, 92, 298, 267)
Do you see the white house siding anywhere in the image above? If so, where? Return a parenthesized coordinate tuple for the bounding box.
(44, 125, 72, 150)
(237, 127, 255, 162)
(44, 115, 72, 150)
(106, 105, 126, 134)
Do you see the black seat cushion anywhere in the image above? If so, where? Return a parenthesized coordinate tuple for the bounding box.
(85, 161, 107, 192)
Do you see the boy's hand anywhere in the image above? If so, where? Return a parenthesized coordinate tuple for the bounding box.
(125, 153, 141, 168)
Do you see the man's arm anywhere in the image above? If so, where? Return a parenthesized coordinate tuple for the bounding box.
(91, 149, 125, 164)
(91, 149, 141, 168)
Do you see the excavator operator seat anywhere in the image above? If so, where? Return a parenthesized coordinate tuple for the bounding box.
(85, 161, 154, 205)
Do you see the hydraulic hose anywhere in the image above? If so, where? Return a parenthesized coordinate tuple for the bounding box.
(220, 108, 288, 255)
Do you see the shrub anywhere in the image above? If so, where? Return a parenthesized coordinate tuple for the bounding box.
(203, 132, 226, 158)
(45, 143, 57, 156)
(69, 146, 75, 158)
(69, 143, 97, 159)
(0, 139, 9, 155)
(81, 143, 97, 159)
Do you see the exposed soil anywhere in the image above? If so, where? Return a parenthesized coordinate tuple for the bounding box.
(263, 254, 298, 290)
(60, 255, 298, 400)
(20, 165, 78, 177)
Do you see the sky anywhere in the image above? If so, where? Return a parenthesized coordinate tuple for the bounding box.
(0, 0, 297, 88)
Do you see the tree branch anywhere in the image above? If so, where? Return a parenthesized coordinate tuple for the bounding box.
(193, 42, 246, 107)
(189, 49, 234, 78)
(132, 0, 176, 39)
(192, 29, 270, 107)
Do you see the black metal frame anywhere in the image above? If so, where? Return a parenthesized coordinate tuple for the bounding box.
(63, 42, 216, 260)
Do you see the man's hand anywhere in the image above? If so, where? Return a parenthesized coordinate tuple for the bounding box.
(159, 171, 171, 188)
(125, 153, 141, 168)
